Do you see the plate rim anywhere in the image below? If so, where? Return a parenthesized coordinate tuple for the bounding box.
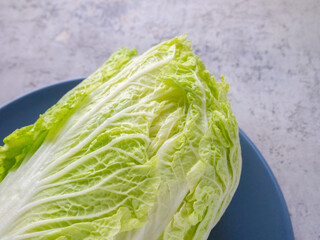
(0, 78, 85, 111)
(238, 128, 294, 239)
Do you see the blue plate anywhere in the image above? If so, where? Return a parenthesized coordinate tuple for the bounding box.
(0, 79, 294, 240)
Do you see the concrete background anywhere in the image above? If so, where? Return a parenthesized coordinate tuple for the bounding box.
(0, 0, 319, 239)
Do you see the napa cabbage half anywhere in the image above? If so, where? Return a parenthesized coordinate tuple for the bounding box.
(0, 35, 241, 240)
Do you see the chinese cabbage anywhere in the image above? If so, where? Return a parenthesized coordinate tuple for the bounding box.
(0, 35, 241, 240)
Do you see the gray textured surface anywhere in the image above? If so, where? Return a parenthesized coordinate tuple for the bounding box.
(0, 0, 319, 239)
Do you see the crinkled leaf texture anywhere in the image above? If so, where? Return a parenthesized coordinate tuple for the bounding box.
(0, 35, 241, 240)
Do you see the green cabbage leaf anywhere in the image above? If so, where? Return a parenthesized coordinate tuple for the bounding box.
(0, 35, 241, 240)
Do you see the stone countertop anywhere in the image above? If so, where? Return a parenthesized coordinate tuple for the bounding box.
(0, 0, 319, 239)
